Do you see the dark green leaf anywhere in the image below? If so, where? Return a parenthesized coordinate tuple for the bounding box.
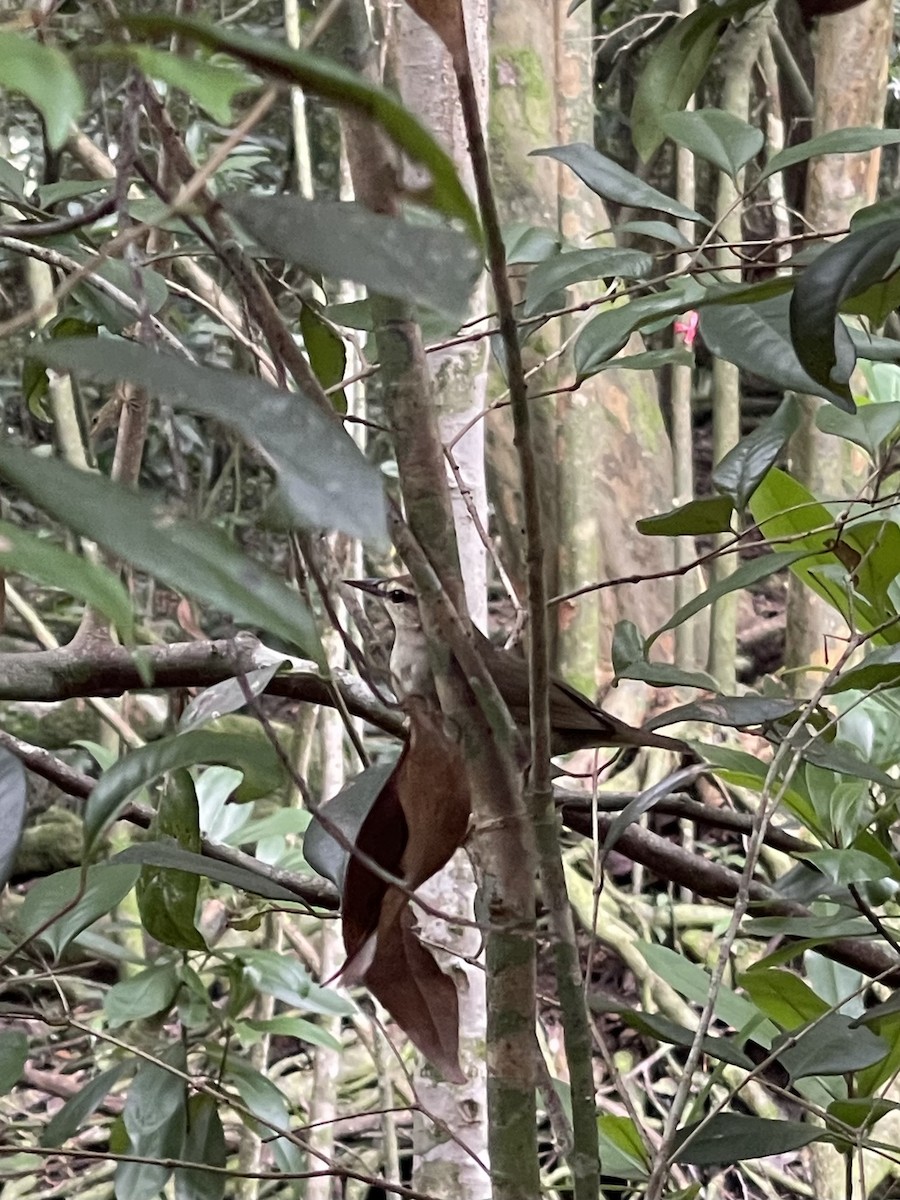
(591, 1000, 754, 1070)
(0, 747, 26, 891)
(791, 221, 900, 398)
(123, 15, 480, 243)
(0, 519, 134, 641)
(646, 695, 802, 731)
(0, 444, 324, 664)
(673, 1115, 828, 1166)
(123, 46, 257, 125)
(826, 645, 900, 694)
(827, 1097, 899, 1131)
(595, 348, 693, 372)
(137, 772, 206, 952)
(523, 247, 654, 316)
(638, 942, 764, 1032)
(105, 964, 181, 1029)
(19, 864, 140, 959)
(630, 0, 758, 161)
(740, 968, 829, 1029)
(646, 551, 806, 649)
(575, 281, 704, 377)
(41, 1064, 126, 1147)
(38, 338, 385, 545)
(0, 1030, 27, 1095)
(778, 1013, 887, 1081)
(762, 127, 900, 182)
(179, 665, 283, 732)
(602, 768, 705, 858)
(304, 761, 395, 889)
(616, 660, 719, 691)
(801, 739, 900, 790)
(0, 32, 83, 149)
(175, 1095, 226, 1200)
(300, 304, 347, 412)
(241, 1015, 342, 1052)
(660, 108, 764, 178)
(744, 915, 870, 939)
(637, 495, 735, 537)
(224, 1059, 299, 1172)
(712, 396, 800, 511)
(799, 848, 894, 885)
(235, 948, 354, 1015)
(114, 840, 304, 904)
(532, 143, 705, 223)
(618, 220, 692, 249)
(700, 293, 856, 410)
(117, 1049, 186, 1200)
(816, 401, 900, 460)
(85, 731, 284, 857)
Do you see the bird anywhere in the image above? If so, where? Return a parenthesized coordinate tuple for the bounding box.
(345, 575, 686, 756)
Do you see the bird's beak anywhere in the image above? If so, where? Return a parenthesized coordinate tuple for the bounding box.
(343, 578, 384, 598)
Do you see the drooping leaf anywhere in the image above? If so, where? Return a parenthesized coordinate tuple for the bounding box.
(660, 108, 764, 179)
(800, 848, 895, 885)
(0, 520, 134, 641)
(740, 968, 830, 1030)
(673, 1114, 829, 1166)
(816, 401, 900, 460)
(777, 1013, 888, 1081)
(235, 948, 354, 1016)
(761, 127, 900, 182)
(712, 395, 800, 511)
(0, 1030, 28, 1095)
(37, 338, 385, 545)
(304, 761, 397, 890)
(0, 32, 83, 149)
(646, 551, 806, 649)
(630, 0, 758, 161)
(122, 14, 481, 243)
(637, 495, 735, 537)
(224, 1060, 298, 1172)
(174, 1095, 227, 1200)
(85, 730, 284, 858)
(300, 304, 347, 412)
(700, 293, 857, 411)
(532, 143, 705, 223)
(0, 444, 324, 664)
(827, 1098, 899, 1132)
(790, 221, 900, 399)
(136, 771, 206, 952)
(523, 247, 654, 316)
(179, 665, 283, 732)
(826, 645, 900, 694)
(594, 348, 694, 373)
(601, 767, 707, 859)
(645, 695, 802, 733)
(117, 1049, 187, 1200)
(114, 839, 308, 904)
(105, 964, 182, 1030)
(118, 45, 257, 124)
(227, 194, 481, 319)
(19, 864, 141, 959)
(596, 1115, 650, 1179)
(575, 280, 704, 377)
(591, 1000, 754, 1070)
(0, 748, 26, 891)
(240, 1015, 342, 1052)
(637, 942, 767, 1034)
(41, 1064, 127, 1147)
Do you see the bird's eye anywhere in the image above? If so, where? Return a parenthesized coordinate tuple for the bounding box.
(388, 589, 409, 604)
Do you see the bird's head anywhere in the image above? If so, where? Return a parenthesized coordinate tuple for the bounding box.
(344, 575, 422, 632)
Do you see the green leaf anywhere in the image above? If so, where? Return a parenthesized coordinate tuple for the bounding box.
(0, 747, 26, 891)
(0, 443, 324, 664)
(827, 1097, 899, 1132)
(591, 1000, 754, 1070)
(227, 195, 481, 320)
(113, 839, 304, 904)
(618, 219, 693, 249)
(122, 46, 257, 124)
(523, 247, 654, 316)
(646, 695, 802, 732)
(801, 848, 895, 885)
(241, 1015, 342, 1052)
(0, 32, 83, 150)
(637, 495, 735, 537)
(19, 864, 140, 959)
(791, 221, 900, 399)
(826, 645, 900, 694)
(673, 1114, 828, 1166)
(41, 1064, 126, 1147)
(137, 772, 206, 952)
(234, 948, 354, 1016)
(117, 1050, 186, 1200)
(646, 550, 806, 649)
(300, 304, 347, 413)
(596, 1115, 650, 1179)
(0, 519, 134, 641)
(712, 396, 800, 511)
(740, 968, 829, 1029)
(700, 293, 857, 410)
(660, 108, 764, 179)
(304, 761, 396, 889)
(575, 281, 704, 377)
(630, 0, 758, 162)
(224, 1059, 298, 1171)
(122, 15, 481, 244)
(179, 665, 283, 732)
(761, 127, 900, 182)
(532, 143, 706, 223)
(0, 1030, 28, 1095)
(778, 1013, 888, 1081)
(85, 731, 284, 857)
(37, 338, 385, 545)
(175, 1095, 226, 1200)
(637, 942, 767, 1034)
(105, 964, 181, 1029)
(816, 401, 900, 460)
(594, 348, 694, 373)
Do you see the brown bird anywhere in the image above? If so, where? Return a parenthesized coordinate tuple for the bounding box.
(346, 576, 686, 756)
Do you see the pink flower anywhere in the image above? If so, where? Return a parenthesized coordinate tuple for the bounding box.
(674, 310, 699, 349)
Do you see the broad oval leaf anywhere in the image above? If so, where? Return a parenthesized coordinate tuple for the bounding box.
(18, 864, 141, 959)
(41, 1063, 126, 1147)
(0, 1030, 28, 1095)
(575, 281, 704, 377)
(660, 108, 764, 179)
(740, 967, 829, 1030)
(175, 1095, 227, 1200)
(790, 220, 900, 399)
(105, 964, 182, 1030)
(712, 395, 800, 511)
(0, 32, 83, 150)
(0, 519, 134, 641)
(673, 1114, 828, 1166)
(816, 401, 900, 460)
(84, 731, 285, 857)
(777, 1013, 888, 1081)
(122, 14, 480, 243)
(523, 247, 654, 316)
(136, 772, 206, 952)
(0, 443, 324, 664)
(120, 45, 257, 125)
(0, 747, 26, 891)
(637, 495, 735, 537)
(532, 143, 706, 224)
(304, 761, 396, 890)
(646, 695, 803, 731)
(38, 338, 386, 545)
(227, 194, 481, 320)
